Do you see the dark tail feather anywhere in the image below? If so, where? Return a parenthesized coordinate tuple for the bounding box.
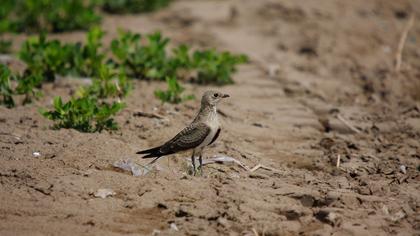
(136, 146, 161, 159)
(136, 146, 163, 166)
(142, 152, 160, 159)
(136, 146, 160, 155)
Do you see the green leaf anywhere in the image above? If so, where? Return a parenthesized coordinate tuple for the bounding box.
(154, 77, 194, 104)
(42, 95, 125, 133)
(2, 0, 101, 33)
(101, 0, 172, 14)
(53, 96, 63, 109)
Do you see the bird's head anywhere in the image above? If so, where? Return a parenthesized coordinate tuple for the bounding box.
(201, 90, 230, 107)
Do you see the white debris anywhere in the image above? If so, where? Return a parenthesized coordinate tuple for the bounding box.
(266, 63, 280, 79)
(326, 212, 340, 225)
(229, 173, 240, 178)
(94, 189, 116, 199)
(217, 217, 229, 227)
(203, 155, 249, 170)
(82, 169, 94, 177)
(32, 152, 41, 158)
(390, 210, 406, 222)
(399, 165, 407, 174)
(197, 155, 281, 174)
(382, 205, 390, 215)
(113, 159, 151, 176)
(170, 223, 179, 231)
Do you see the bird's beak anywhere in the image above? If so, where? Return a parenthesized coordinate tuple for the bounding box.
(222, 94, 230, 98)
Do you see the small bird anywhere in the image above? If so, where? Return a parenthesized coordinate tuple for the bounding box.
(136, 90, 229, 175)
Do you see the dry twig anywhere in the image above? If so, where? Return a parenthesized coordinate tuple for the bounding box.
(336, 114, 361, 134)
(250, 164, 281, 173)
(202, 155, 282, 174)
(252, 228, 259, 236)
(336, 154, 341, 168)
(395, 14, 415, 72)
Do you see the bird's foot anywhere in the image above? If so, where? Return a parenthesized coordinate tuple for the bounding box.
(188, 166, 196, 176)
(188, 166, 204, 176)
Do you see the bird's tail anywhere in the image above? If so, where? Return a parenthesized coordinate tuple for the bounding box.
(136, 146, 161, 159)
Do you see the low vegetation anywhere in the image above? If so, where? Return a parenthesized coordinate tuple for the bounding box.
(0, 64, 15, 108)
(0, 40, 12, 54)
(193, 50, 248, 85)
(40, 65, 130, 132)
(155, 77, 194, 104)
(19, 34, 76, 81)
(40, 96, 125, 132)
(19, 27, 105, 81)
(111, 30, 248, 84)
(18, 28, 247, 85)
(0, 64, 43, 108)
(1, 24, 247, 132)
(111, 31, 172, 80)
(0, 0, 172, 34)
(0, 0, 100, 33)
(14, 73, 43, 105)
(100, 0, 172, 14)
(79, 65, 132, 99)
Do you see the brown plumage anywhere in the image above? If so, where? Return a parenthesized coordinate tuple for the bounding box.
(136, 90, 229, 175)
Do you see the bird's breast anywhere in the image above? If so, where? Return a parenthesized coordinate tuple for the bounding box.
(197, 126, 219, 149)
(194, 110, 221, 150)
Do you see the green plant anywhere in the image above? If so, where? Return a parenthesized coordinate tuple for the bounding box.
(0, 0, 16, 33)
(111, 31, 173, 80)
(19, 28, 106, 80)
(193, 50, 248, 85)
(41, 96, 125, 132)
(100, 0, 172, 14)
(72, 27, 106, 77)
(80, 64, 132, 99)
(20, 28, 247, 85)
(0, 39, 12, 54)
(0, 0, 101, 33)
(111, 30, 248, 85)
(170, 44, 194, 69)
(15, 73, 43, 105)
(19, 34, 75, 81)
(0, 64, 43, 107)
(154, 77, 194, 104)
(40, 63, 129, 132)
(0, 64, 15, 107)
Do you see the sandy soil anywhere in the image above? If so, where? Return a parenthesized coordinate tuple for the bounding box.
(1, 0, 420, 235)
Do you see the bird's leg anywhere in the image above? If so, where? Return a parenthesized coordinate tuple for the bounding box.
(199, 154, 203, 176)
(147, 156, 161, 166)
(191, 150, 196, 176)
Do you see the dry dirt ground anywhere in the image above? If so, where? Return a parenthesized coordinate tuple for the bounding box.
(1, 0, 420, 235)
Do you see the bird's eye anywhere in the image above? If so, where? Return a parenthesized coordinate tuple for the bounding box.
(214, 93, 219, 97)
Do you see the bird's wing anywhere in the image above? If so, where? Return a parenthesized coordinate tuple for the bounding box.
(160, 122, 211, 154)
(209, 128, 221, 145)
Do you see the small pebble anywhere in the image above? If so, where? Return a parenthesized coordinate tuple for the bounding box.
(399, 165, 407, 174)
(32, 152, 41, 158)
(93, 189, 116, 199)
(170, 223, 179, 231)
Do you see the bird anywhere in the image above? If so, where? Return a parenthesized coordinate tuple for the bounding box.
(136, 90, 229, 175)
